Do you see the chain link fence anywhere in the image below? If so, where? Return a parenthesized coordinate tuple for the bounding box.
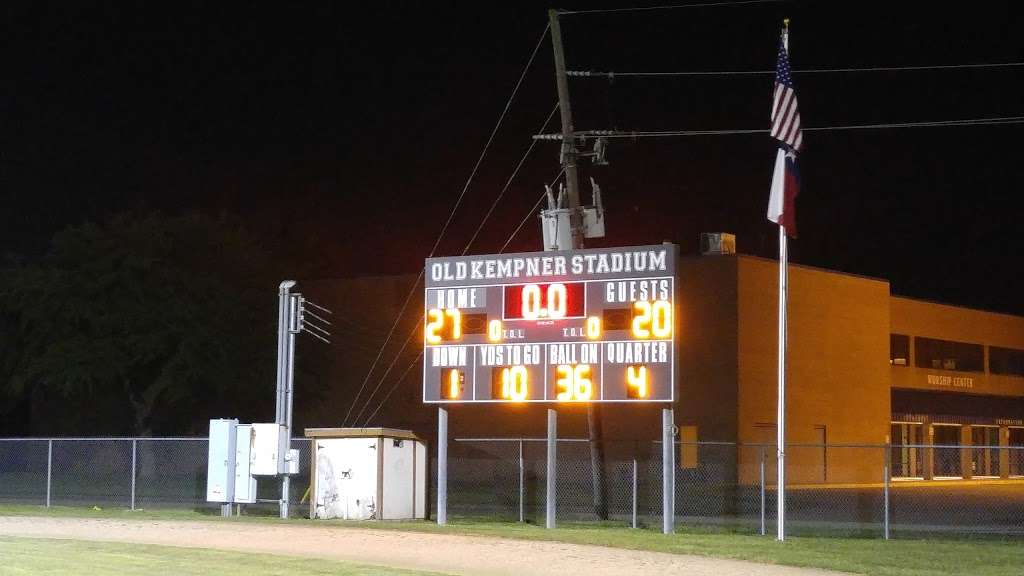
(442, 439, 1024, 538)
(0, 437, 311, 515)
(1, 437, 1023, 537)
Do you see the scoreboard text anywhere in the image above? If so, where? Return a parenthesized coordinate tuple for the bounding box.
(422, 244, 677, 403)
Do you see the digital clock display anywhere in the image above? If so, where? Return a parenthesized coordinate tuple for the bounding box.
(423, 244, 677, 403)
(502, 282, 586, 320)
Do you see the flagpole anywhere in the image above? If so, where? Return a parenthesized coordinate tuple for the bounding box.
(777, 224, 787, 542)
(776, 19, 790, 544)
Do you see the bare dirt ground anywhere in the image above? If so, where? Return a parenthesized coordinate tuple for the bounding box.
(0, 516, 847, 576)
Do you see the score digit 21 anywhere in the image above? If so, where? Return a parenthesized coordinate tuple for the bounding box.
(423, 245, 677, 404)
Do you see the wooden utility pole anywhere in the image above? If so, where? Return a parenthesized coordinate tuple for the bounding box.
(548, 8, 608, 520)
(548, 9, 584, 248)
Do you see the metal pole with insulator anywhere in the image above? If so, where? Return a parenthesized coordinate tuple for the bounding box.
(275, 281, 296, 519)
(281, 294, 298, 518)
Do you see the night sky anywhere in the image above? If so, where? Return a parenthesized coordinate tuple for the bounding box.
(3, 1, 1023, 314)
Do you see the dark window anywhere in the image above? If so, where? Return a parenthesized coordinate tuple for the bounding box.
(990, 346, 1024, 377)
(890, 334, 910, 366)
(914, 337, 983, 372)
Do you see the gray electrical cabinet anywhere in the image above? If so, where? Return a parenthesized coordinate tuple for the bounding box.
(233, 424, 258, 504)
(251, 423, 288, 476)
(206, 419, 238, 503)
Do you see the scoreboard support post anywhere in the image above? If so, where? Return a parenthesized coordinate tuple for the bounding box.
(662, 408, 675, 534)
(546, 409, 557, 529)
(518, 439, 525, 523)
(437, 407, 448, 526)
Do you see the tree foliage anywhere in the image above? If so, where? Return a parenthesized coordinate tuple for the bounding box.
(0, 213, 282, 435)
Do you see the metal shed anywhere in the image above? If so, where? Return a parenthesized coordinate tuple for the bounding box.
(304, 427, 427, 520)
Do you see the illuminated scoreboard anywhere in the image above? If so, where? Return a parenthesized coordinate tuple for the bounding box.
(423, 244, 677, 403)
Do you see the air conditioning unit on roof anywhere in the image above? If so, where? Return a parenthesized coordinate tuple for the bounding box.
(700, 233, 736, 255)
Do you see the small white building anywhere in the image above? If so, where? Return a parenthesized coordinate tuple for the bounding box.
(305, 427, 427, 520)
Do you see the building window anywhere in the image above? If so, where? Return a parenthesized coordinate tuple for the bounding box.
(914, 337, 984, 372)
(890, 422, 924, 478)
(1010, 428, 1024, 477)
(971, 426, 1000, 477)
(990, 346, 1024, 377)
(890, 334, 910, 366)
(932, 424, 963, 478)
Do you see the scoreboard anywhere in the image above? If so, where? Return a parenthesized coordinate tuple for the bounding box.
(423, 244, 677, 403)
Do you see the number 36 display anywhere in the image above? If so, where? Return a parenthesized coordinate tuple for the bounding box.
(423, 244, 677, 403)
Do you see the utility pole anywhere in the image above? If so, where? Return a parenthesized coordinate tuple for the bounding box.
(274, 281, 332, 519)
(548, 9, 583, 248)
(547, 8, 608, 521)
(276, 281, 297, 519)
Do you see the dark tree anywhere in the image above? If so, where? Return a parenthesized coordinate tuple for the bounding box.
(0, 213, 283, 436)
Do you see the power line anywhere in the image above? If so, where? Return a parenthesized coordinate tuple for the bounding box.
(360, 167, 568, 427)
(351, 320, 421, 427)
(462, 102, 559, 255)
(559, 0, 786, 15)
(359, 350, 424, 426)
(569, 61, 1024, 78)
(340, 272, 422, 427)
(426, 22, 550, 260)
(531, 116, 1024, 140)
(351, 106, 560, 426)
(342, 23, 550, 427)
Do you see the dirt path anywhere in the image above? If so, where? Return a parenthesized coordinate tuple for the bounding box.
(0, 516, 847, 576)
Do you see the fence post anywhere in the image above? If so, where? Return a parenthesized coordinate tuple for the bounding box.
(46, 439, 53, 508)
(631, 457, 638, 529)
(760, 446, 766, 536)
(518, 439, 525, 523)
(131, 439, 137, 511)
(884, 447, 890, 540)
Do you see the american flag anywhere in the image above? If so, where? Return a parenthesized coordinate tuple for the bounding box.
(767, 33, 801, 236)
(770, 39, 802, 151)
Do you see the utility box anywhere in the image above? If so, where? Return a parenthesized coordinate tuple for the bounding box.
(234, 424, 258, 503)
(206, 419, 238, 503)
(286, 448, 301, 475)
(305, 428, 427, 521)
(251, 423, 288, 476)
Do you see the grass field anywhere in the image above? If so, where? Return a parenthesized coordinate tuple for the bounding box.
(2, 505, 1023, 576)
(0, 536, 446, 576)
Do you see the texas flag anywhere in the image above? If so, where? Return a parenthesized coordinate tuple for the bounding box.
(768, 148, 800, 235)
(767, 37, 802, 236)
